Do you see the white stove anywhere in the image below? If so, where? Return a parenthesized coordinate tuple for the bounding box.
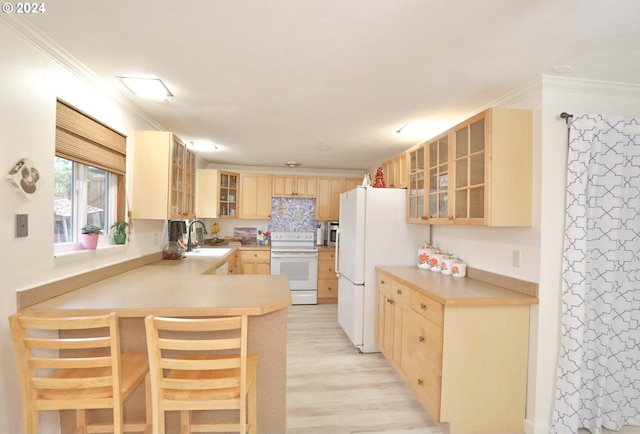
(270, 232, 318, 305)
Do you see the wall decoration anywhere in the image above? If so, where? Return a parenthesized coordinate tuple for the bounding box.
(5, 158, 40, 200)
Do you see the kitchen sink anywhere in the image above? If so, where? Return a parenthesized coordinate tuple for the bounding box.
(183, 248, 232, 257)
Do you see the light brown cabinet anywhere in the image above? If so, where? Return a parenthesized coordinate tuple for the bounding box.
(407, 108, 532, 226)
(316, 178, 343, 221)
(376, 275, 410, 373)
(195, 169, 239, 219)
(239, 174, 272, 219)
(407, 142, 427, 224)
(316, 177, 362, 221)
(343, 177, 361, 192)
(317, 249, 338, 303)
(425, 132, 451, 223)
(132, 131, 195, 220)
(240, 249, 271, 275)
(380, 151, 408, 188)
(376, 268, 532, 434)
(272, 175, 317, 197)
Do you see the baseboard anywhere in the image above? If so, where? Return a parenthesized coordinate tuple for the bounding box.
(524, 418, 549, 434)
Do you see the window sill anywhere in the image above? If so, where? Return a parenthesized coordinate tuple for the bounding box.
(54, 243, 128, 265)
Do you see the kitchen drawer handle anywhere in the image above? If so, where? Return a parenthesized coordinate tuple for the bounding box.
(388, 299, 394, 305)
(420, 303, 427, 310)
(396, 289, 402, 295)
(417, 379, 424, 386)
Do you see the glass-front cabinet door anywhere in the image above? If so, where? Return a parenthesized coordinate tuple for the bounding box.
(407, 144, 426, 223)
(426, 132, 451, 223)
(169, 136, 186, 218)
(453, 112, 486, 224)
(183, 148, 196, 218)
(169, 136, 196, 220)
(218, 171, 238, 218)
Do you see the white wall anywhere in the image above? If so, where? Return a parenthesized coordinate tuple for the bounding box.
(0, 19, 167, 433)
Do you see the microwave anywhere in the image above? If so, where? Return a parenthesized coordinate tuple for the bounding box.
(327, 222, 339, 246)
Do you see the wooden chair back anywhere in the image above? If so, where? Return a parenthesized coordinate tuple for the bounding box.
(9, 312, 150, 434)
(144, 315, 257, 434)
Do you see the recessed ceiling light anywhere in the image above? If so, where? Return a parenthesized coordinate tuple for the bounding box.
(190, 141, 218, 152)
(285, 161, 301, 167)
(118, 76, 173, 99)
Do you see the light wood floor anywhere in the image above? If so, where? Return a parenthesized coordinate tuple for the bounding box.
(286, 303, 444, 434)
(286, 303, 640, 434)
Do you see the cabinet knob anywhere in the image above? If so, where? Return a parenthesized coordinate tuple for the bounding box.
(396, 289, 402, 295)
(420, 303, 427, 310)
(448, 215, 454, 220)
(380, 280, 386, 285)
(417, 379, 424, 386)
(419, 336, 425, 343)
(388, 299, 394, 305)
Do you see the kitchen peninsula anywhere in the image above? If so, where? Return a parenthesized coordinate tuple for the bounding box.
(18, 253, 291, 434)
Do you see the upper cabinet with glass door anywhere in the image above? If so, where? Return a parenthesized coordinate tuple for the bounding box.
(427, 132, 451, 223)
(451, 108, 532, 226)
(407, 108, 532, 226)
(407, 144, 426, 223)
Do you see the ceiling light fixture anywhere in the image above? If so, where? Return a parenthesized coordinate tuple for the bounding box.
(285, 161, 301, 168)
(396, 121, 430, 137)
(190, 141, 218, 152)
(118, 76, 173, 99)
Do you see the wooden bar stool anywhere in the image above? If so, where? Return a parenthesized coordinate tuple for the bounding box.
(144, 315, 258, 434)
(9, 312, 151, 434)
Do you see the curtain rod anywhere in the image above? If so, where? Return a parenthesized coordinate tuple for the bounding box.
(560, 112, 574, 124)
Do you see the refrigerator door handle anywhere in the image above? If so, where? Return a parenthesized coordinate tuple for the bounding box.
(335, 228, 341, 277)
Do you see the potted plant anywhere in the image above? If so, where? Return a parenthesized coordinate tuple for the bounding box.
(110, 221, 129, 245)
(80, 224, 102, 250)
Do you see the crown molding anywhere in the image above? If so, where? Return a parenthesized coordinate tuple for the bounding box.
(541, 75, 640, 97)
(1, 14, 165, 130)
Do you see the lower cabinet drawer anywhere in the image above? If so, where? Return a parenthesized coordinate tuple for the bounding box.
(411, 290, 444, 326)
(318, 278, 338, 299)
(406, 310, 443, 375)
(406, 367, 441, 421)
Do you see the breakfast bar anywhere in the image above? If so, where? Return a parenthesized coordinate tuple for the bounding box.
(20, 254, 292, 434)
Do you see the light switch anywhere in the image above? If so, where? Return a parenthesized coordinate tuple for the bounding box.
(16, 214, 28, 237)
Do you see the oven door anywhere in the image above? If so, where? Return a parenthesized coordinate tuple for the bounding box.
(270, 250, 318, 291)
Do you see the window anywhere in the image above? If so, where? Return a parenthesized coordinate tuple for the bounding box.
(54, 100, 126, 248)
(54, 158, 118, 244)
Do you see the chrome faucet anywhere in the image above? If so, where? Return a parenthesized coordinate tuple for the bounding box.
(186, 220, 208, 251)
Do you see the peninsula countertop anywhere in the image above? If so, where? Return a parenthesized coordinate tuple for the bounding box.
(24, 256, 292, 316)
(22, 254, 291, 434)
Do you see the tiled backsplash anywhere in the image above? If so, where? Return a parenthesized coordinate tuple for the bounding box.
(269, 198, 317, 233)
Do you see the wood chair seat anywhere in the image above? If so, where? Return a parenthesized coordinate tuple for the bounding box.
(37, 352, 149, 402)
(163, 354, 258, 402)
(9, 312, 151, 434)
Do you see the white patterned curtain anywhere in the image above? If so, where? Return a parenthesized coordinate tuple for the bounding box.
(551, 114, 640, 434)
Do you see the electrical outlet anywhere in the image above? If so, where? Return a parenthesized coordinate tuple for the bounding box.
(16, 214, 28, 237)
(512, 250, 521, 267)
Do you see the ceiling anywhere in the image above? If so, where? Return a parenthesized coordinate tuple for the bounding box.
(19, 0, 640, 171)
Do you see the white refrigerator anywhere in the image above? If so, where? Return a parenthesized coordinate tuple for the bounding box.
(336, 186, 428, 353)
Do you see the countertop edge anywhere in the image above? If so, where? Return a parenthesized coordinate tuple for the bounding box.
(377, 266, 539, 306)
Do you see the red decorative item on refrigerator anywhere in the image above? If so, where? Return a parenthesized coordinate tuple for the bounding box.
(373, 167, 386, 188)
